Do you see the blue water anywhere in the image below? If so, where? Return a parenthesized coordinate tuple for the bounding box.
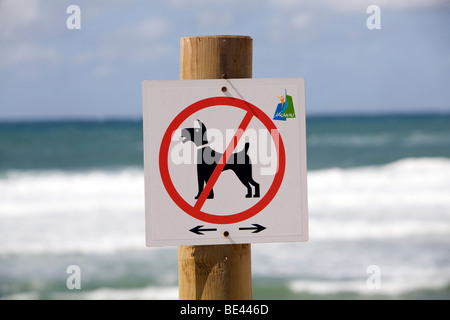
(1, 115, 449, 171)
(0, 120, 143, 172)
(1, 114, 450, 299)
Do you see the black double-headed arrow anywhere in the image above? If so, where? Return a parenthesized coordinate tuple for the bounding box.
(189, 225, 217, 235)
(239, 224, 266, 233)
(189, 224, 267, 235)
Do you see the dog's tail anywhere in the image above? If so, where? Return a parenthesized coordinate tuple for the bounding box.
(244, 142, 250, 154)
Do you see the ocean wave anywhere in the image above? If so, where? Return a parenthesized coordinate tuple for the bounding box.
(2, 286, 179, 300)
(4, 280, 449, 300)
(308, 157, 450, 240)
(0, 168, 144, 217)
(0, 168, 146, 255)
(288, 278, 450, 296)
(0, 157, 449, 254)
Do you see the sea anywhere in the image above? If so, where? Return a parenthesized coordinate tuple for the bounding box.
(1, 114, 450, 300)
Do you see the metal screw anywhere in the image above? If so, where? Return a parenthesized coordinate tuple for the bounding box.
(223, 231, 229, 237)
(221, 86, 227, 93)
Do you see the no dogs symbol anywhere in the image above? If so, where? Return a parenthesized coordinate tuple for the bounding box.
(159, 96, 286, 224)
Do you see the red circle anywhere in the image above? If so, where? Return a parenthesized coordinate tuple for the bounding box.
(159, 96, 285, 224)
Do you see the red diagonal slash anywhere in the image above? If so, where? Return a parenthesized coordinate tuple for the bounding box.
(193, 110, 254, 210)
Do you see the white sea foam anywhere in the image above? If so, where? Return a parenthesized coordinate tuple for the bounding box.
(0, 157, 449, 255)
(288, 278, 449, 296)
(0, 169, 144, 217)
(1, 286, 179, 300)
(308, 157, 450, 240)
(1, 159, 450, 299)
(0, 168, 146, 255)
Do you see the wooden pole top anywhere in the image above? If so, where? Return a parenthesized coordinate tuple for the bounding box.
(181, 35, 253, 41)
(180, 35, 253, 80)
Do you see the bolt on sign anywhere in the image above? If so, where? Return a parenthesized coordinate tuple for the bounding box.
(143, 78, 308, 246)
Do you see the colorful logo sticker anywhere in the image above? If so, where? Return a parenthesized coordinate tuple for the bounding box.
(273, 89, 295, 121)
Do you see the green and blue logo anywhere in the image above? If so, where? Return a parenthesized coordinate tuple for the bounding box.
(273, 89, 295, 121)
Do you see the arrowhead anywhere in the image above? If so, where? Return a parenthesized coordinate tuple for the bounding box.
(252, 224, 266, 233)
(190, 225, 204, 235)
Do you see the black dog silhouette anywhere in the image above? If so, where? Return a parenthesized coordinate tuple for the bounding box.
(181, 120, 260, 199)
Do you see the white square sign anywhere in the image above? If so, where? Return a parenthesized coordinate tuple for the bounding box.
(143, 78, 308, 246)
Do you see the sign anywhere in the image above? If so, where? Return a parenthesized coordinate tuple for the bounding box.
(143, 78, 308, 246)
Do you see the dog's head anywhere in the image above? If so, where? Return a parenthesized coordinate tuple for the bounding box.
(181, 119, 208, 147)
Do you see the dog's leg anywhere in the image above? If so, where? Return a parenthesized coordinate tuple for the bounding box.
(243, 181, 252, 198)
(195, 181, 214, 199)
(205, 170, 214, 199)
(195, 170, 204, 199)
(235, 175, 253, 198)
(249, 178, 260, 198)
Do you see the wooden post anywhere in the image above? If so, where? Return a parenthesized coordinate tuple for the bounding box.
(178, 35, 253, 300)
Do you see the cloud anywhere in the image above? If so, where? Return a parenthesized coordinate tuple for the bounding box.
(69, 16, 173, 77)
(93, 64, 114, 78)
(0, 0, 64, 76)
(0, 43, 62, 70)
(0, 0, 40, 39)
(265, 0, 449, 45)
(196, 9, 234, 28)
(117, 16, 171, 40)
(269, 0, 448, 12)
(99, 16, 172, 66)
(291, 12, 312, 30)
(168, 0, 248, 8)
(327, 0, 449, 12)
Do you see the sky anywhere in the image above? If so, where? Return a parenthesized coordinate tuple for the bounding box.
(0, 0, 449, 120)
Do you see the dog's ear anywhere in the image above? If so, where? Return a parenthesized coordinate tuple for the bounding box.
(197, 119, 207, 132)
